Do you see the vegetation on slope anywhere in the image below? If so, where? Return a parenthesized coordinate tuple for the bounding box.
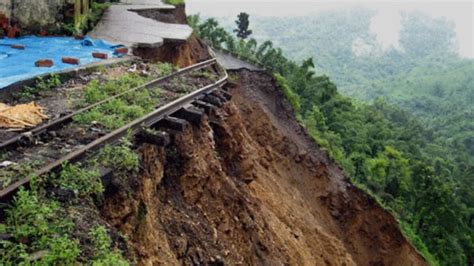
(190, 14, 473, 265)
(162, 0, 185, 6)
(218, 10, 473, 161)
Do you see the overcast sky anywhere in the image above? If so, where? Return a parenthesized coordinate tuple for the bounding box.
(186, 1, 473, 58)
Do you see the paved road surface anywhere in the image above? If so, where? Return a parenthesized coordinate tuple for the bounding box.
(89, 0, 192, 48)
(213, 49, 263, 71)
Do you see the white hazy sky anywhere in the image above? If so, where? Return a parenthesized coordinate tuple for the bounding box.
(187, 0, 474, 58)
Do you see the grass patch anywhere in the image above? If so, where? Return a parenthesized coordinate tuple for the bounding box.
(89, 226, 128, 265)
(95, 141, 139, 174)
(152, 62, 175, 76)
(82, 73, 149, 105)
(46, 162, 103, 197)
(0, 160, 43, 189)
(74, 88, 157, 131)
(17, 74, 61, 101)
(0, 189, 79, 265)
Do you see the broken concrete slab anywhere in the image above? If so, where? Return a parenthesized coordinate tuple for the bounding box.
(89, 1, 192, 50)
(213, 49, 263, 71)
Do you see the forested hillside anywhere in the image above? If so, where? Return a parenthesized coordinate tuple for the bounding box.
(211, 9, 473, 160)
(190, 11, 473, 265)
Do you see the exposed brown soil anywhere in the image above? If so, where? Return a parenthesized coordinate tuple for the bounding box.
(100, 70, 427, 265)
(133, 4, 187, 25)
(133, 36, 211, 68)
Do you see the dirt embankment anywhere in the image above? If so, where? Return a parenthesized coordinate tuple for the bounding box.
(100, 70, 427, 265)
(133, 36, 210, 68)
(132, 5, 210, 67)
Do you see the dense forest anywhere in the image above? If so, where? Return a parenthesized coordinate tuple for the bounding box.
(189, 10, 473, 266)
(211, 9, 473, 161)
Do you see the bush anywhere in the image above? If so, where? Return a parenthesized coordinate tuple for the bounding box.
(97, 143, 139, 173)
(163, 0, 185, 6)
(89, 225, 128, 265)
(0, 189, 79, 264)
(48, 163, 104, 197)
(274, 73, 301, 112)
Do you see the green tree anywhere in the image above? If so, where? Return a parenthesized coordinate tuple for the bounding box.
(233, 12, 253, 39)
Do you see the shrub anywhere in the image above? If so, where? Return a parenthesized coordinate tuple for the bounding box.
(48, 163, 103, 197)
(89, 225, 128, 265)
(0, 189, 79, 264)
(274, 73, 301, 112)
(163, 0, 185, 6)
(97, 142, 139, 173)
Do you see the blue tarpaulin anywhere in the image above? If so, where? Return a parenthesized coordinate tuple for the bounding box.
(0, 36, 122, 89)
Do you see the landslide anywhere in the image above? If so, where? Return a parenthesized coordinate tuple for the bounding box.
(132, 5, 211, 67)
(100, 69, 427, 265)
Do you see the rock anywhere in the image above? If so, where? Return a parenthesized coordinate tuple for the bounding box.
(0, 233, 14, 241)
(0, 161, 16, 168)
(209, 255, 225, 265)
(175, 236, 188, 258)
(35, 59, 53, 67)
(50, 187, 75, 202)
(11, 0, 69, 29)
(62, 57, 80, 65)
(92, 52, 108, 59)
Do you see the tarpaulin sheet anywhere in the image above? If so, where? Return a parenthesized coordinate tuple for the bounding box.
(0, 36, 122, 89)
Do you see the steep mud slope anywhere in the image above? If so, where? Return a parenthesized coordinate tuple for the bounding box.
(100, 70, 427, 265)
(131, 5, 210, 67)
(133, 36, 210, 67)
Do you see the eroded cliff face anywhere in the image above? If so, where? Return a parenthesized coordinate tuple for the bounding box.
(99, 70, 427, 265)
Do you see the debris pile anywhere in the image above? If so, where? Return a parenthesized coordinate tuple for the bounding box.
(0, 102, 48, 129)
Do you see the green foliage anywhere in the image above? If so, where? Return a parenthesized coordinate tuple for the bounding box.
(18, 74, 61, 100)
(47, 163, 103, 197)
(74, 82, 155, 130)
(82, 70, 149, 104)
(60, 1, 111, 36)
(162, 0, 184, 6)
(0, 160, 40, 188)
(152, 62, 175, 76)
(234, 12, 253, 39)
(274, 73, 301, 112)
(89, 226, 128, 265)
(0, 189, 79, 265)
(75, 73, 155, 129)
(84, 79, 108, 104)
(96, 141, 139, 174)
(90, 226, 111, 257)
